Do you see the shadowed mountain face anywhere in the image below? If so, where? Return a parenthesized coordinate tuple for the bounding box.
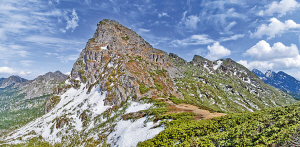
(253, 69, 300, 100)
(0, 19, 297, 146)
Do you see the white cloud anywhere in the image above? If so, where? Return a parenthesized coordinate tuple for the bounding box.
(210, 8, 246, 26)
(224, 21, 237, 34)
(139, 28, 150, 32)
(241, 40, 300, 70)
(0, 1, 64, 42)
(220, 34, 244, 42)
(251, 17, 300, 39)
(158, 12, 170, 18)
(243, 40, 299, 60)
(0, 44, 30, 59)
(23, 36, 85, 51)
(178, 11, 200, 30)
(19, 71, 31, 75)
(171, 34, 215, 46)
(205, 42, 231, 60)
(0, 66, 17, 74)
(238, 60, 274, 70)
(61, 9, 79, 33)
(258, 0, 300, 17)
(57, 54, 79, 62)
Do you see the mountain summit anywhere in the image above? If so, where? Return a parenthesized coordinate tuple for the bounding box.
(0, 75, 27, 88)
(1, 19, 297, 146)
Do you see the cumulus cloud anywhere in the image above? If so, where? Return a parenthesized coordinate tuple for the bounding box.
(0, 66, 17, 74)
(240, 40, 300, 70)
(251, 17, 300, 39)
(243, 40, 299, 60)
(158, 12, 170, 18)
(178, 11, 200, 30)
(205, 42, 231, 60)
(258, 0, 300, 17)
(0, 66, 29, 76)
(238, 60, 274, 70)
(171, 34, 215, 46)
(61, 9, 79, 33)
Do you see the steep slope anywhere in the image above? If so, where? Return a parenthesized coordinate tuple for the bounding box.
(0, 19, 297, 146)
(169, 55, 296, 112)
(253, 69, 300, 100)
(0, 71, 67, 137)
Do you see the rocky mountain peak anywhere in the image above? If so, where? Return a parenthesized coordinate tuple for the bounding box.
(68, 19, 182, 108)
(265, 70, 276, 78)
(37, 70, 68, 81)
(191, 55, 212, 67)
(0, 75, 27, 88)
(252, 69, 265, 77)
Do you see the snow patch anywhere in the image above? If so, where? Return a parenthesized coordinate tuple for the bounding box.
(213, 60, 223, 70)
(107, 117, 164, 147)
(107, 63, 114, 68)
(125, 101, 152, 114)
(101, 45, 108, 50)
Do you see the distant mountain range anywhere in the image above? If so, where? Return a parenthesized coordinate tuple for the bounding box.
(0, 75, 27, 88)
(252, 69, 300, 100)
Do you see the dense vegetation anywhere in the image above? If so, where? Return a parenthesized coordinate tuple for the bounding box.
(138, 102, 300, 146)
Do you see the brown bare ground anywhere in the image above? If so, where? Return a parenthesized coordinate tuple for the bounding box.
(165, 99, 226, 120)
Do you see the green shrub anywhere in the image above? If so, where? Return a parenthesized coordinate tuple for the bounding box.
(122, 36, 129, 40)
(139, 83, 150, 94)
(168, 95, 187, 104)
(155, 83, 164, 91)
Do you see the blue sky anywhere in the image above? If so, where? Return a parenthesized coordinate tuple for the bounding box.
(1, 0, 300, 80)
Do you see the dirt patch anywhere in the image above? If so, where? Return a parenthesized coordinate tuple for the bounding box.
(165, 100, 226, 120)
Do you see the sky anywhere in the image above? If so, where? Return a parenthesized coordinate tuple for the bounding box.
(1, 0, 300, 80)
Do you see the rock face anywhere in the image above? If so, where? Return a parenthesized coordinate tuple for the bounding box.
(18, 71, 68, 99)
(0, 76, 27, 88)
(253, 69, 300, 99)
(69, 19, 182, 107)
(42, 19, 296, 113)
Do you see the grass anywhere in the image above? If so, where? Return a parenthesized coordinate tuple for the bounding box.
(154, 83, 164, 91)
(139, 83, 150, 94)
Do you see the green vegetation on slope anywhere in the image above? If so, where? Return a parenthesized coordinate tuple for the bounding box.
(170, 57, 296, 113)
(138, 102, 300, 146)
(0, 85, 51, 135)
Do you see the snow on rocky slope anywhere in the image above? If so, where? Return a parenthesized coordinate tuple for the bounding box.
(2, 80, 163, 146)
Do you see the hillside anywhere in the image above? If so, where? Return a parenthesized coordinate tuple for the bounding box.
(0, 71, 67, 137)
(0, 19, 298, 146)
(253, 69, 300, 100)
